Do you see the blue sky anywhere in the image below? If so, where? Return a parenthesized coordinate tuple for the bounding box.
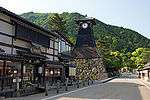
(0, 0, 150, 39)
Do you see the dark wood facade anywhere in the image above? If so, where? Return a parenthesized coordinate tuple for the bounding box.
(0, 7, 74, 97)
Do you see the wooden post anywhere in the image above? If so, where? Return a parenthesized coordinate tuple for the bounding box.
(1, 61, 6, 91)
(44, 63, 48, 96)
(16, 77, 20, 97)
(45, 81, 48, 96)
(91, 80, 93, 84)
(77, 80, 79, 88)
(20, 62, 24, 88)
(43, 63, 46, 85)
(56, 81, 59, 93)
(65, 78, 68, 91)
(83, 80, 85, 86)
(87, 79, 90, 85)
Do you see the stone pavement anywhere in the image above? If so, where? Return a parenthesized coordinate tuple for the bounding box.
(42, 78, 150, 100)
(6, 78, 114, 100)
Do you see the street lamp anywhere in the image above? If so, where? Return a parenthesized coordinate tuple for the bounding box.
(57, 70, 60, 75)
(50, 70, 54, 75)
(14, 70, 17, 74)
(38, 67, 43, 74)
(45, 70, 49, 76)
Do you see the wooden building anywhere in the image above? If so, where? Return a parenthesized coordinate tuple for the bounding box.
(138, 62, 150, 81)
(0, 7, 73, 97)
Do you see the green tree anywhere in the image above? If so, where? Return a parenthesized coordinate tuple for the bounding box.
(141, 48, 150, 63)
(48, 13, 67, 33)
(131, 48, 150, 69)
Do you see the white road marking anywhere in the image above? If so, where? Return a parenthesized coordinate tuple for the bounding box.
(56, 97, 120, 100)
(137, 79, 150, 90)
(41, 81, 110, 100)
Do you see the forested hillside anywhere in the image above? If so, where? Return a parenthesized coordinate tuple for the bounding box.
(20, 12, 150, 52)
(20, 12, 150, 71)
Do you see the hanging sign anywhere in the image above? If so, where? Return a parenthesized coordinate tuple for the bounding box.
(31, 46, 41, 54)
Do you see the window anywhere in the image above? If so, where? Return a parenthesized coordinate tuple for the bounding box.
(68, 46, 71, 52)
(1, 61, 21, 77)
(54, 50, 58, 55)
(58, 40, 61, 53)
(50, 40, 54, 48)
(16, 25, 50, 47)
(54, 57, 58, 61)
(54, 42, 58, 50)
(66, 44, 69, 51)
(62, 41, 66, 52)
(69, 67, 76, 76)
(23, 64, 34, 82)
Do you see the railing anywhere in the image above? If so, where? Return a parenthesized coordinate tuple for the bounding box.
(44, 79, 93, 95)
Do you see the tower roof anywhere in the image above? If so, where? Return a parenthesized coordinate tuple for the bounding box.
(75, 18, 96, 25)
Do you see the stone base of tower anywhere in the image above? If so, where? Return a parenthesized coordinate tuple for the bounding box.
(74, 58, 108, 80)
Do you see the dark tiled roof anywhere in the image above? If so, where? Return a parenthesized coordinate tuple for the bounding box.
(16, 50, 47, 60)
(0, 7, 58, 37)
(75, 18, 96, 25)
(72, 47, 100, 59)
(0, 52, 25, 61)
(0, 7, 73, 46)
(143, 62, 150, 70)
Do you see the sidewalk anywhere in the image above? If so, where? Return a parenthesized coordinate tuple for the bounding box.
(6, 77, 114, 100)
(138, 79, 150, 90)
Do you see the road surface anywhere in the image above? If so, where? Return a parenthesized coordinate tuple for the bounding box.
(41, 78, 150, 100)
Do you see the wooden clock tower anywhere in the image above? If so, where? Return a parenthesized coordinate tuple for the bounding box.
(72, 18, 99, 59)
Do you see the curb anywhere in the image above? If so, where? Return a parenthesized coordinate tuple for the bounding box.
(94, 77, 116, 84)
(41, 77, 115, 100)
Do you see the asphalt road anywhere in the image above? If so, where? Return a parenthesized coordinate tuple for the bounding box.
(41, 78, 150, 100)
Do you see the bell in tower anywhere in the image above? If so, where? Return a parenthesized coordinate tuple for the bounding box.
(72, 18, 99, 59)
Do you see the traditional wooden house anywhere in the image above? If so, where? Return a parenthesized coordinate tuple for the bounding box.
(0, 7, 74, 97)
(56, 30, 76, 80)
(138, 62, 150, 81)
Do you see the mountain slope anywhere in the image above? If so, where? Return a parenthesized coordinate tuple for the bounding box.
(20, 12, 150, 52)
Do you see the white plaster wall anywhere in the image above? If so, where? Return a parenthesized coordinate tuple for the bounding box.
(0, 34, 12, 44)
(143, 70, 148, 74)
(46, 55, 53, 61)
(144, 76, 149, 81)
(47, 48, 53, 54)
(54, 57, 58, 61)
(54, 50, 58, 55)
(13, 39, 31, 54)
(13, 39, 31, 48)
(0, 20, 14, 36)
